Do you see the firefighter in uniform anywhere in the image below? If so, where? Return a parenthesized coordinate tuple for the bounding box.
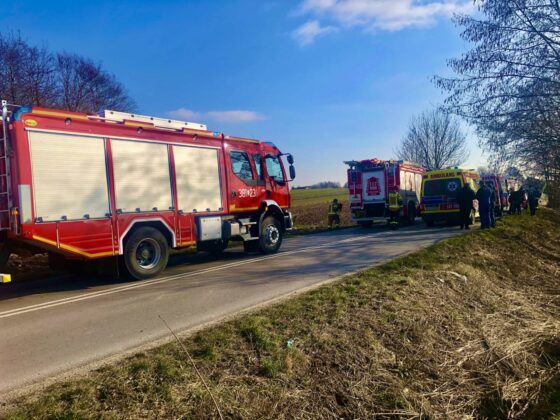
(328, 198, 342, 228)
(388, 192, 403, 229)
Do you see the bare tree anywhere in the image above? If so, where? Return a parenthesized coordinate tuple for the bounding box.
(56, 53, 135, 114)
(0, 32, 58, 107)
(434, 0, 560, 206)
(396, 108, 469, 170)
(0, 32, 135, 113)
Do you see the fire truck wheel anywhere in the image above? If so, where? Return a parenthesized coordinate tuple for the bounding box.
(124, 227, 169, 280)
(259, 216, 283, 254)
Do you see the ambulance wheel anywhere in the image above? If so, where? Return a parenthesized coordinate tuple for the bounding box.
(124, 227, 169, 280)
(259, 216, 283, 254)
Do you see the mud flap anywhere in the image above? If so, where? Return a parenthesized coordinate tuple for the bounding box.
(97, 256, 120, 279)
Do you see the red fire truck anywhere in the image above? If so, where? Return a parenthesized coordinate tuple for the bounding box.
(0, 101, 295, 280)
(344, 159, 425, 226)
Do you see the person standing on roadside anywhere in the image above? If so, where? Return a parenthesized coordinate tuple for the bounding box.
(518, 186, 527, 214)
(508, 188, 515, 215)
(476, 181, 492, 229)
(488, 183, 497, 227)
(511, 189, 521, 215)
(528, 188, 540, 216)
(327, 198, 342, 228)
(457, 181, 475, 230)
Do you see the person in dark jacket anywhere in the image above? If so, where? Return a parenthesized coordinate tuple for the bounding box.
(528, 188, 540, 216)
(457, 182, 475, 230)
(488, 183, 497, 227)
(476, 181, 493, 229)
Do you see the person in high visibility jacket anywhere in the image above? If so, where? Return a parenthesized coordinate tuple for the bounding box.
(328, 198, 342, 228)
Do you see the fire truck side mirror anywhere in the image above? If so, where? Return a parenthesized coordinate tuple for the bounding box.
(289, 165, 296, 181)
(287, 154, 294, 165)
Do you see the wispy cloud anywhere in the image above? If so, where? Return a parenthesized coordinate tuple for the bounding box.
(293, 0, 474, 43)
(168, 107, 200, 120)
(292, 19, 338, 46)
(168, 108, 266, 123)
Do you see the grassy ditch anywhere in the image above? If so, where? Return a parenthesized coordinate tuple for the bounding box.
(5, 211, 560, 418)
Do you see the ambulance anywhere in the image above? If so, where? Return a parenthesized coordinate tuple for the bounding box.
(420, 168, 480, 226)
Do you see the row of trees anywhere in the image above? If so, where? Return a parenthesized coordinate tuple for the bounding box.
(0, 32, 134, 114)
(434, 0, 560, 206)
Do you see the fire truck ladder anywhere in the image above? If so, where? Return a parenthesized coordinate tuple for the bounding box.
(0, 100, 12, 232)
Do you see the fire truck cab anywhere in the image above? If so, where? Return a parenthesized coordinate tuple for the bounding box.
(0, 101, 295, 280)
(345, 159, 425, 227)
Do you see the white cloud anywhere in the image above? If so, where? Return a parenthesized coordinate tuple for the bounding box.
(168, 108, 265, 123)
(296, 0, 474, 37)
(205, 110, 266, 123)
(292, 20, 338, 46)
(168, 107, 201, 120)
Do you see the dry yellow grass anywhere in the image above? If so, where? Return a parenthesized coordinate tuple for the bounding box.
(4, 210, 560, 419)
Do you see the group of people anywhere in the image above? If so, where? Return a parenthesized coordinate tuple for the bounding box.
(457, 181, 492, 230)
(509, 187, 541, 216)
(457, 181, 541, 230)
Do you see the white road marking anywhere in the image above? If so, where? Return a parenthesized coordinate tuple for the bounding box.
(0, 232, 379, 319)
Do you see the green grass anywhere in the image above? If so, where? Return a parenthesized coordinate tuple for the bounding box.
(290, 187, 348, 206)
(4, 210, 560, 419)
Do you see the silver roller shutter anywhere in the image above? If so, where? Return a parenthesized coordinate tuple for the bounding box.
(173, 145, 222, 212)
(111, 140, 172, 213)
(29, 131, 109, 221)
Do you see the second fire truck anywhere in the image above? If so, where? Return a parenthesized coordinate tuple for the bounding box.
(345, 159, 425, 226)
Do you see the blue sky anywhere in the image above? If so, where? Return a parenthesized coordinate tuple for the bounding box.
(1, 0, 484, 186)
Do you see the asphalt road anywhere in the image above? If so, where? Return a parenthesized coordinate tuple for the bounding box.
(0, 223, 464, 398)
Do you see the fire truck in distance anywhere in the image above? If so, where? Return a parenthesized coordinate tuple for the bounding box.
(0, 101, 295, 280)
(481, 173, 511, 217)
(344, 159, 425, 227)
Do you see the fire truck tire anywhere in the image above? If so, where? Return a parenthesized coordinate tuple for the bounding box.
(259, 216, 283, 254)
(123, 227, 169, 280)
